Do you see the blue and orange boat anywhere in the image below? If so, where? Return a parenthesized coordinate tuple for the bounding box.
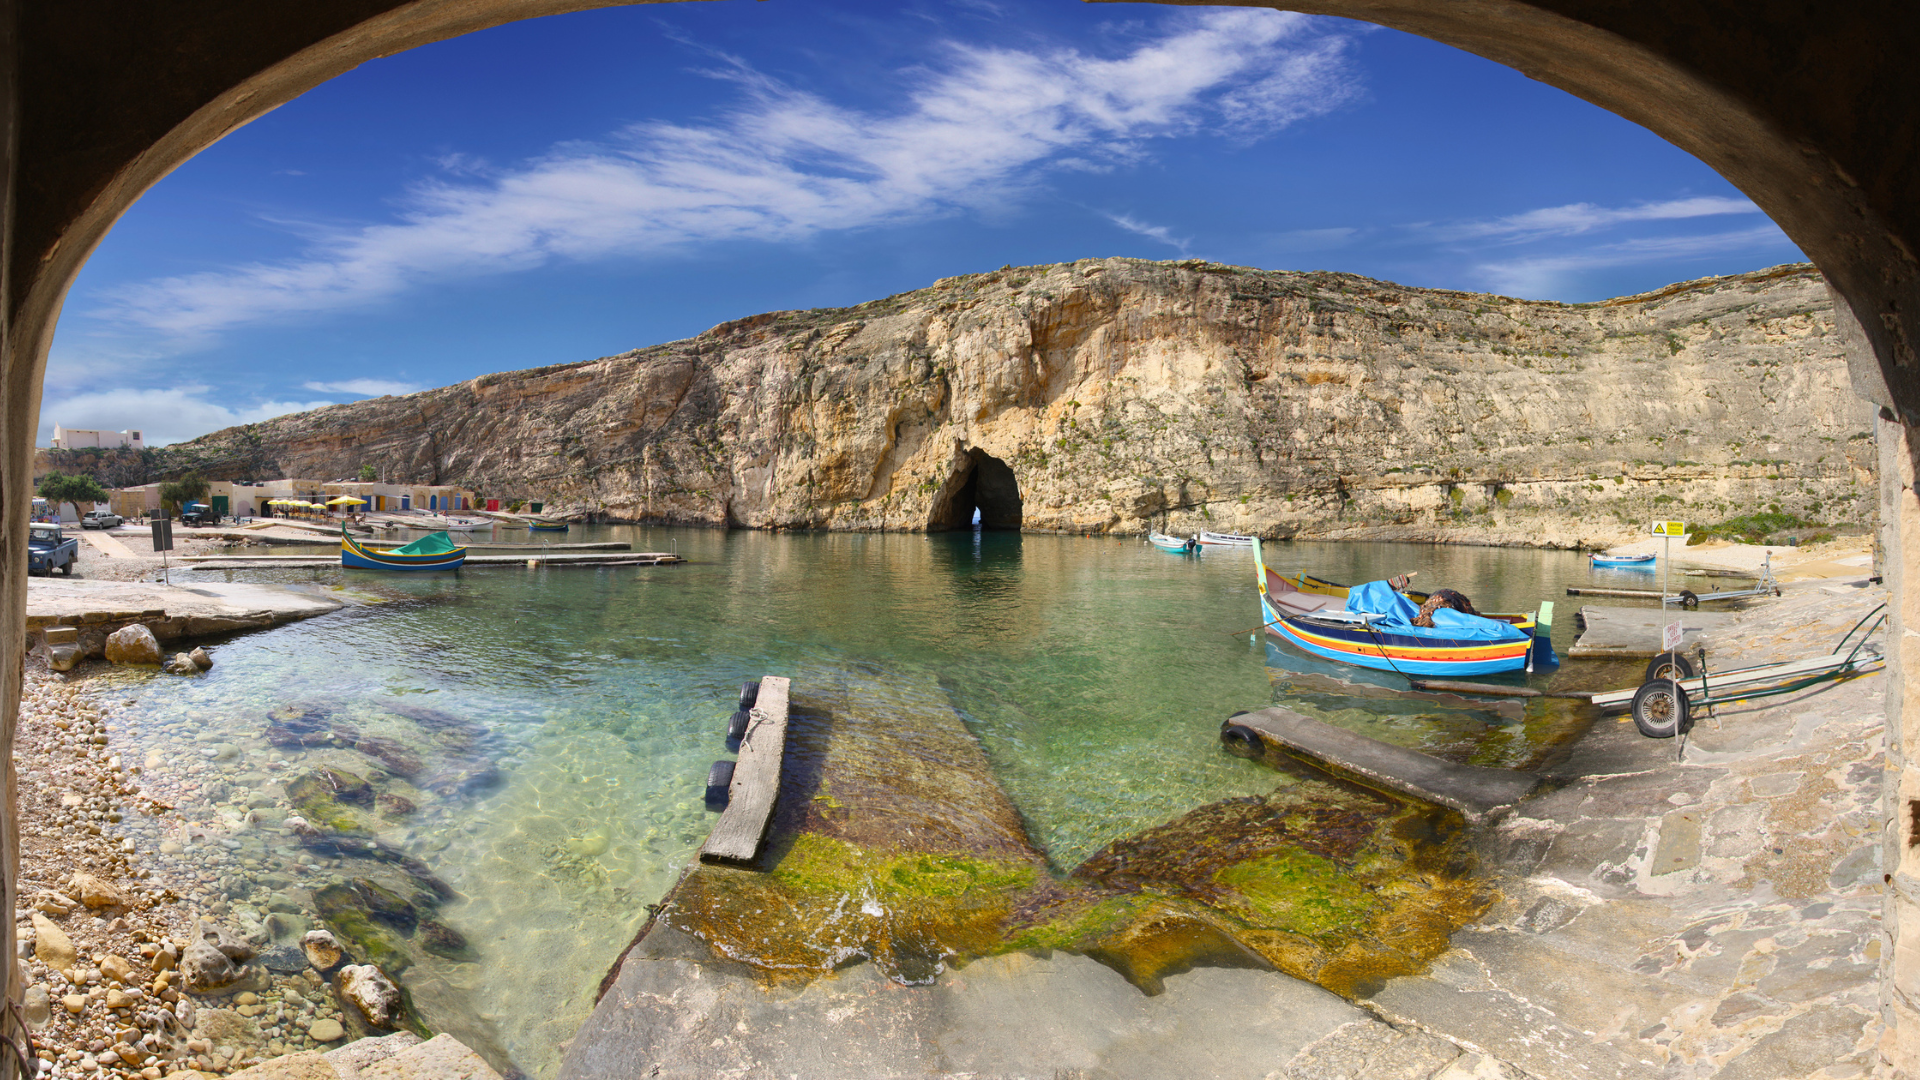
(1252, 539, 1550, 676)
(341, 526, 467, 571)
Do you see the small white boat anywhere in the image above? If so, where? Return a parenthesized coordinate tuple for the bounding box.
(1197, 531, 1256, 547)
(1149, 532, 1199, 553)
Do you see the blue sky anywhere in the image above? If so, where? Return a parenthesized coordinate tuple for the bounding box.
(45, 1, 1805, 445)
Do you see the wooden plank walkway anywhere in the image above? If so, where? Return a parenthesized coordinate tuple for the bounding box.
(179, 551, 682, 570)
(1569, 605, 1731, 659)
(702, 676, 790, 864)
(1226, 707, 1540, 819)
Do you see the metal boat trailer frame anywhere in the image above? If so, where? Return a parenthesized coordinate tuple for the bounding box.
(1595, 603, 1887, 756)
(1661, 551, 1781, 608)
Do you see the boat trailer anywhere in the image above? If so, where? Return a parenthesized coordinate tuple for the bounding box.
(1596, 603, 1886, 753)
(1662, 551, 1782, 609)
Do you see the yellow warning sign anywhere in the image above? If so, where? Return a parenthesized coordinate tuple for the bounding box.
(1650, 520, 1687, 536)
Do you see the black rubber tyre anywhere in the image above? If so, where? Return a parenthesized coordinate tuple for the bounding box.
(1631, 680, 1692, 739)
(1643, 651, 1695, 684)
(704, 760, 736, 809)
(726, 709, 750, 743)
(60, 562, 72, 576)
(1221, 723, 1263, 758)
(739, 681, 760, 710)
(1679, 589, 1700, 610)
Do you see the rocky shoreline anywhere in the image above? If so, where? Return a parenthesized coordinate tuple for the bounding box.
(14, 657, 505, 1080)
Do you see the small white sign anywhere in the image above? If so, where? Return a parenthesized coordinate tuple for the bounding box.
(1651, 520, 1686, 537)
(1663, 621, 1683, 651)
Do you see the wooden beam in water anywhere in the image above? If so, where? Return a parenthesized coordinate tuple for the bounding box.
(1565, 587, 1668, 599)
(701, 676, 790, 865)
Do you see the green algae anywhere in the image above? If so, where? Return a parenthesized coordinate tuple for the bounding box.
(1214, 849, 1384, 936)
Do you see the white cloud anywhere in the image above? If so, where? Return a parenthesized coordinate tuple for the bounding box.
(95, 10, 1359, 347)
(1474, 225, 1797, 297)
(300, 378, 422, 397)
(37, 386, 338, 446)
(1426, 196, 1763, 244)
(1105, 212, 1191, 254)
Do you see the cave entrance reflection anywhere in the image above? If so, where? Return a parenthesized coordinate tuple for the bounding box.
(931, 448, 1023, 531)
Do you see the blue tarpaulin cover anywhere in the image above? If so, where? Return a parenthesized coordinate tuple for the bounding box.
(1344, 580, 1530, 642)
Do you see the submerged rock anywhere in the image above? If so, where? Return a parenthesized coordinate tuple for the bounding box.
(418, 920, 475, 962)
(376, 793, 417, 817)
(316, 879, 419, 933)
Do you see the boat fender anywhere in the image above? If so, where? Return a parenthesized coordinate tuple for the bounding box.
(726, 709, 750, 744)
(1220, 723, 1264, 758)
(739, 680, 761, 710)
(704, 760, 736, 809)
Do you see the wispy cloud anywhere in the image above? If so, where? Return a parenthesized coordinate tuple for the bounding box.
(1474, 225, 1793, 297)
(1424, 196, 1762, 244)
(1105, 212, 1191, 254)
(300, 378, 422, 397)
(95, 10, 1358, 348)
(37, 387, 338, 447)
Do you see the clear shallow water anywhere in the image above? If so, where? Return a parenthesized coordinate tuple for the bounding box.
(102, 529, 1721, 1076)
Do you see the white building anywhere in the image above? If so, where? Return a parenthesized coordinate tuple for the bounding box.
(51, 425, 144, 450)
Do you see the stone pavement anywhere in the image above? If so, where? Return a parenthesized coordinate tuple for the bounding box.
(1349, 577, 1888, 1080)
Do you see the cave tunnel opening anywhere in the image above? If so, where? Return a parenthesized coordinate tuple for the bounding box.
(931, 448, 1023, 531)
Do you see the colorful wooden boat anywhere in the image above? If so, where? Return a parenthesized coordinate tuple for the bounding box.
(1149, 532, 1199, 553)
(1253, 540, 1541, 676)
(1590, 553, 1656, 568)
(1198, 531, 1256, 547)
(341, 527, 466, 571)
(528, 520, 569, 532)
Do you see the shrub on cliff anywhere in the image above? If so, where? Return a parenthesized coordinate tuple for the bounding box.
(1688, 511, 1814, 545)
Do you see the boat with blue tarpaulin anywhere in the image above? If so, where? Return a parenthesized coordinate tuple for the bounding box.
(1254, 539, 1552, 676)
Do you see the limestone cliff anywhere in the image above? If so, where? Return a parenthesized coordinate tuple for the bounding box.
(172, 259, 1874, 545)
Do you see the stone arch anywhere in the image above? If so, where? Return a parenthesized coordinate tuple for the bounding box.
(5, 1, 1920, 1070)
(928, 448, 1023, 531)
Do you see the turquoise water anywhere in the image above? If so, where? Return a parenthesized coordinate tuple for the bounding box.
(100, 529, 1701, 1076)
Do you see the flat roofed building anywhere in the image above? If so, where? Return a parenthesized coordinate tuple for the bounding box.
(50, 425, 144, 450)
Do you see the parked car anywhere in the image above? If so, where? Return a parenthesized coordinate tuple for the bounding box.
(79, 509, 122, 529)
(28, 523, 77, 576)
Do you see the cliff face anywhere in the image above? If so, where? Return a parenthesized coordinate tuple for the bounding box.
(174, 259, 1874, 544)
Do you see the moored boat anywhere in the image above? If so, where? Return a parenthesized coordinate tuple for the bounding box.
(1253, 540, 1545, 676)
(1149, 532, 1199, 553)
(1590, 552, 1656, 568)
(341, 527, 467, 571)
(1197, 531, 1256, 547)
(528, 520, 569, 532)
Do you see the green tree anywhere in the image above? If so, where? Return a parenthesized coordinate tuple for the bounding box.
(158, 472, 210, 514)
(36, 472, 108, 506)
(359, 463, 378, 481)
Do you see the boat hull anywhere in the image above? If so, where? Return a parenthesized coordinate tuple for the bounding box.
(1197, 531, 1254, 547)
(341, 534, 467, 571)
(529, 522, 569, 532)
(1148, 533, 1196, 553)
(1590, 555, 1655, 568)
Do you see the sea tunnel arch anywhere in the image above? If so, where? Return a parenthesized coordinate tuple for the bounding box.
(929, 449, 1023, 532)
(5, 0, 1920, 1072)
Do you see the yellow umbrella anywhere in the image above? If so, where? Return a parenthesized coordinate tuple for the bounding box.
(327, 496, 367, 506)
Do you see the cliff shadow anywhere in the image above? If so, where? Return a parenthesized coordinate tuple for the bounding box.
(929, 448, 1022, 531)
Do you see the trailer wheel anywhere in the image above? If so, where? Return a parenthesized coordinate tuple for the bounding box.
(1631, 680, 1692, 739)
(1644, 651, 1695, 684)
(1679, 589, 1700, 610)
(1221, 724, 1263, 758)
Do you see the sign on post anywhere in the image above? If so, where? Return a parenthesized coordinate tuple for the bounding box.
(1663, 621, 1683, 652)
(150, 518, 173, 552)
(1650, 520, 1686, 536)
